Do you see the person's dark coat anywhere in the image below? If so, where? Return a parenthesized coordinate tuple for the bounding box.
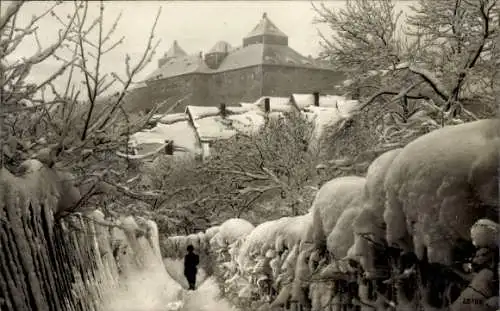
(184, 250, 199, 289)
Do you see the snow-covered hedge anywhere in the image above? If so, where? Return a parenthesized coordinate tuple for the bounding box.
(383, 119, 500, 265)
(160, 119, 499, 311)
(352, 148, 402, 278)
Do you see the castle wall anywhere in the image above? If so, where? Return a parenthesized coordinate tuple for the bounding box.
(261, 65, 345, 97)
(123, 65, 345, 114)
(207, 66, 263, 106)
(123, 85, 152, 113)
(144, 74, 210, 113)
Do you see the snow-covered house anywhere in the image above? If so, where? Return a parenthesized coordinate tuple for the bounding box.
(126, 93, 360, 161)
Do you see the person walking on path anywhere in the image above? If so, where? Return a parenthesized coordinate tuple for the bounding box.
(184, 245, 199, 290)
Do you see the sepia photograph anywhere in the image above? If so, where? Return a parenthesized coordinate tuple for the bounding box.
(0, 0, 498, 310)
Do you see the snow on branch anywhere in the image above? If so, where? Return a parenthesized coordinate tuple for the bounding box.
(405, 64, 449, 102)
(1, 1, 167, 216)
(200, 112, 321, 216)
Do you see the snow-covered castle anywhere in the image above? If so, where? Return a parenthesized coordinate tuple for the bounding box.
(124, 13, 344, 114)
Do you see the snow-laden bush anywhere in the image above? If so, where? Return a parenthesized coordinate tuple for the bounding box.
(186, 233, 200, 250)
(102, 217, 184, 311)
(309, 281, 334, 311)
(205, 226, 220, 241)
(237, 217, 293, 267)
(351, 148, 402, 276)
(354, 148, 402, 236)
(241, 215, 311, 260)
(281, 214, 312, 250)
(157, 120, 500, 311)
(327, 206, 363, 260)
(218, 218, 255, 246)
(162, 235, 189, 259)
(310, 205, 363, 310)
(306, 176, 366, 247)
(291, 245, 315, 306)
(470, 219, 499, 249)
(383, 119, 500, 265)
(189, 215, 310, 310)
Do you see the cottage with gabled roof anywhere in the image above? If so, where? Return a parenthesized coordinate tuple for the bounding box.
(126, 92, 360, 161)
(124, 13, 345, 114)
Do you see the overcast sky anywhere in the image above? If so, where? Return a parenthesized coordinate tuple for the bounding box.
(7, 0, 416, 95)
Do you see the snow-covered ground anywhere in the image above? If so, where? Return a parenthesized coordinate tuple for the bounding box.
(101, 256, 236, 311)
(179, 278, 237, 311)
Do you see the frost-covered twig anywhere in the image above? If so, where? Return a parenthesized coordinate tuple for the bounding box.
(359, 81, 429, 111)
(91, 7, 162, 133)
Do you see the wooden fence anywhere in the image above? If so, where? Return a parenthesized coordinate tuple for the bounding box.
(0, 166, 160, 311)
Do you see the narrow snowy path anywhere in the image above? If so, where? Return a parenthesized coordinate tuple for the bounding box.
(100, 257, 236, 311)
(179, 278, 236, 311)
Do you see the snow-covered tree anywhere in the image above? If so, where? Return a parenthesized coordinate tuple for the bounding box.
(134, 111, 323, 235)
(315, 0, 499, 175)
(0, 1, 164, 217)
(316, 0, 498, 117)
(204, 111, 321, 218)
(314, 0, 405, 98)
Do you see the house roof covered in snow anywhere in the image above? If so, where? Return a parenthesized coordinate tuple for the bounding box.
(290, 93, 359, 117)
(129, 93, 361, 158)
(129, 119, 199, 155)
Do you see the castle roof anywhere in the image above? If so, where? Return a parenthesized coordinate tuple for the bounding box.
(217, 43, 321, 71)
(146, 14, 333, 81)
(244, 12, 287, 39)
(165, 40, 187, 59)
(145, 54, 211, 80)
(208, 41, 232, 54)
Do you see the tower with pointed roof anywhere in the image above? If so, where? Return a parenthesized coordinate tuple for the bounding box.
(243, 12, 288, 47)
(204, 41, 232, 69)
(158, 40, 188, 68)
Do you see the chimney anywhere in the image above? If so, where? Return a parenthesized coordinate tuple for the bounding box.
(264, 97, 270, 113)
(165, 140, 174, 155)
(313, 92, 320, 106)
(219, 103, 226, 117)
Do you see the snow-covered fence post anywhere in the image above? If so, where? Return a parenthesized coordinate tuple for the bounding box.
(220, 103, 227, 118)
(313, 92, 320, 107)
(264, 97, 270, 113)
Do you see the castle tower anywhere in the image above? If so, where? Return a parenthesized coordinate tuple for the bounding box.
(243, 12, 288, 47)
(158, 40, 188, 68)
(204, 41, 232, 69)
